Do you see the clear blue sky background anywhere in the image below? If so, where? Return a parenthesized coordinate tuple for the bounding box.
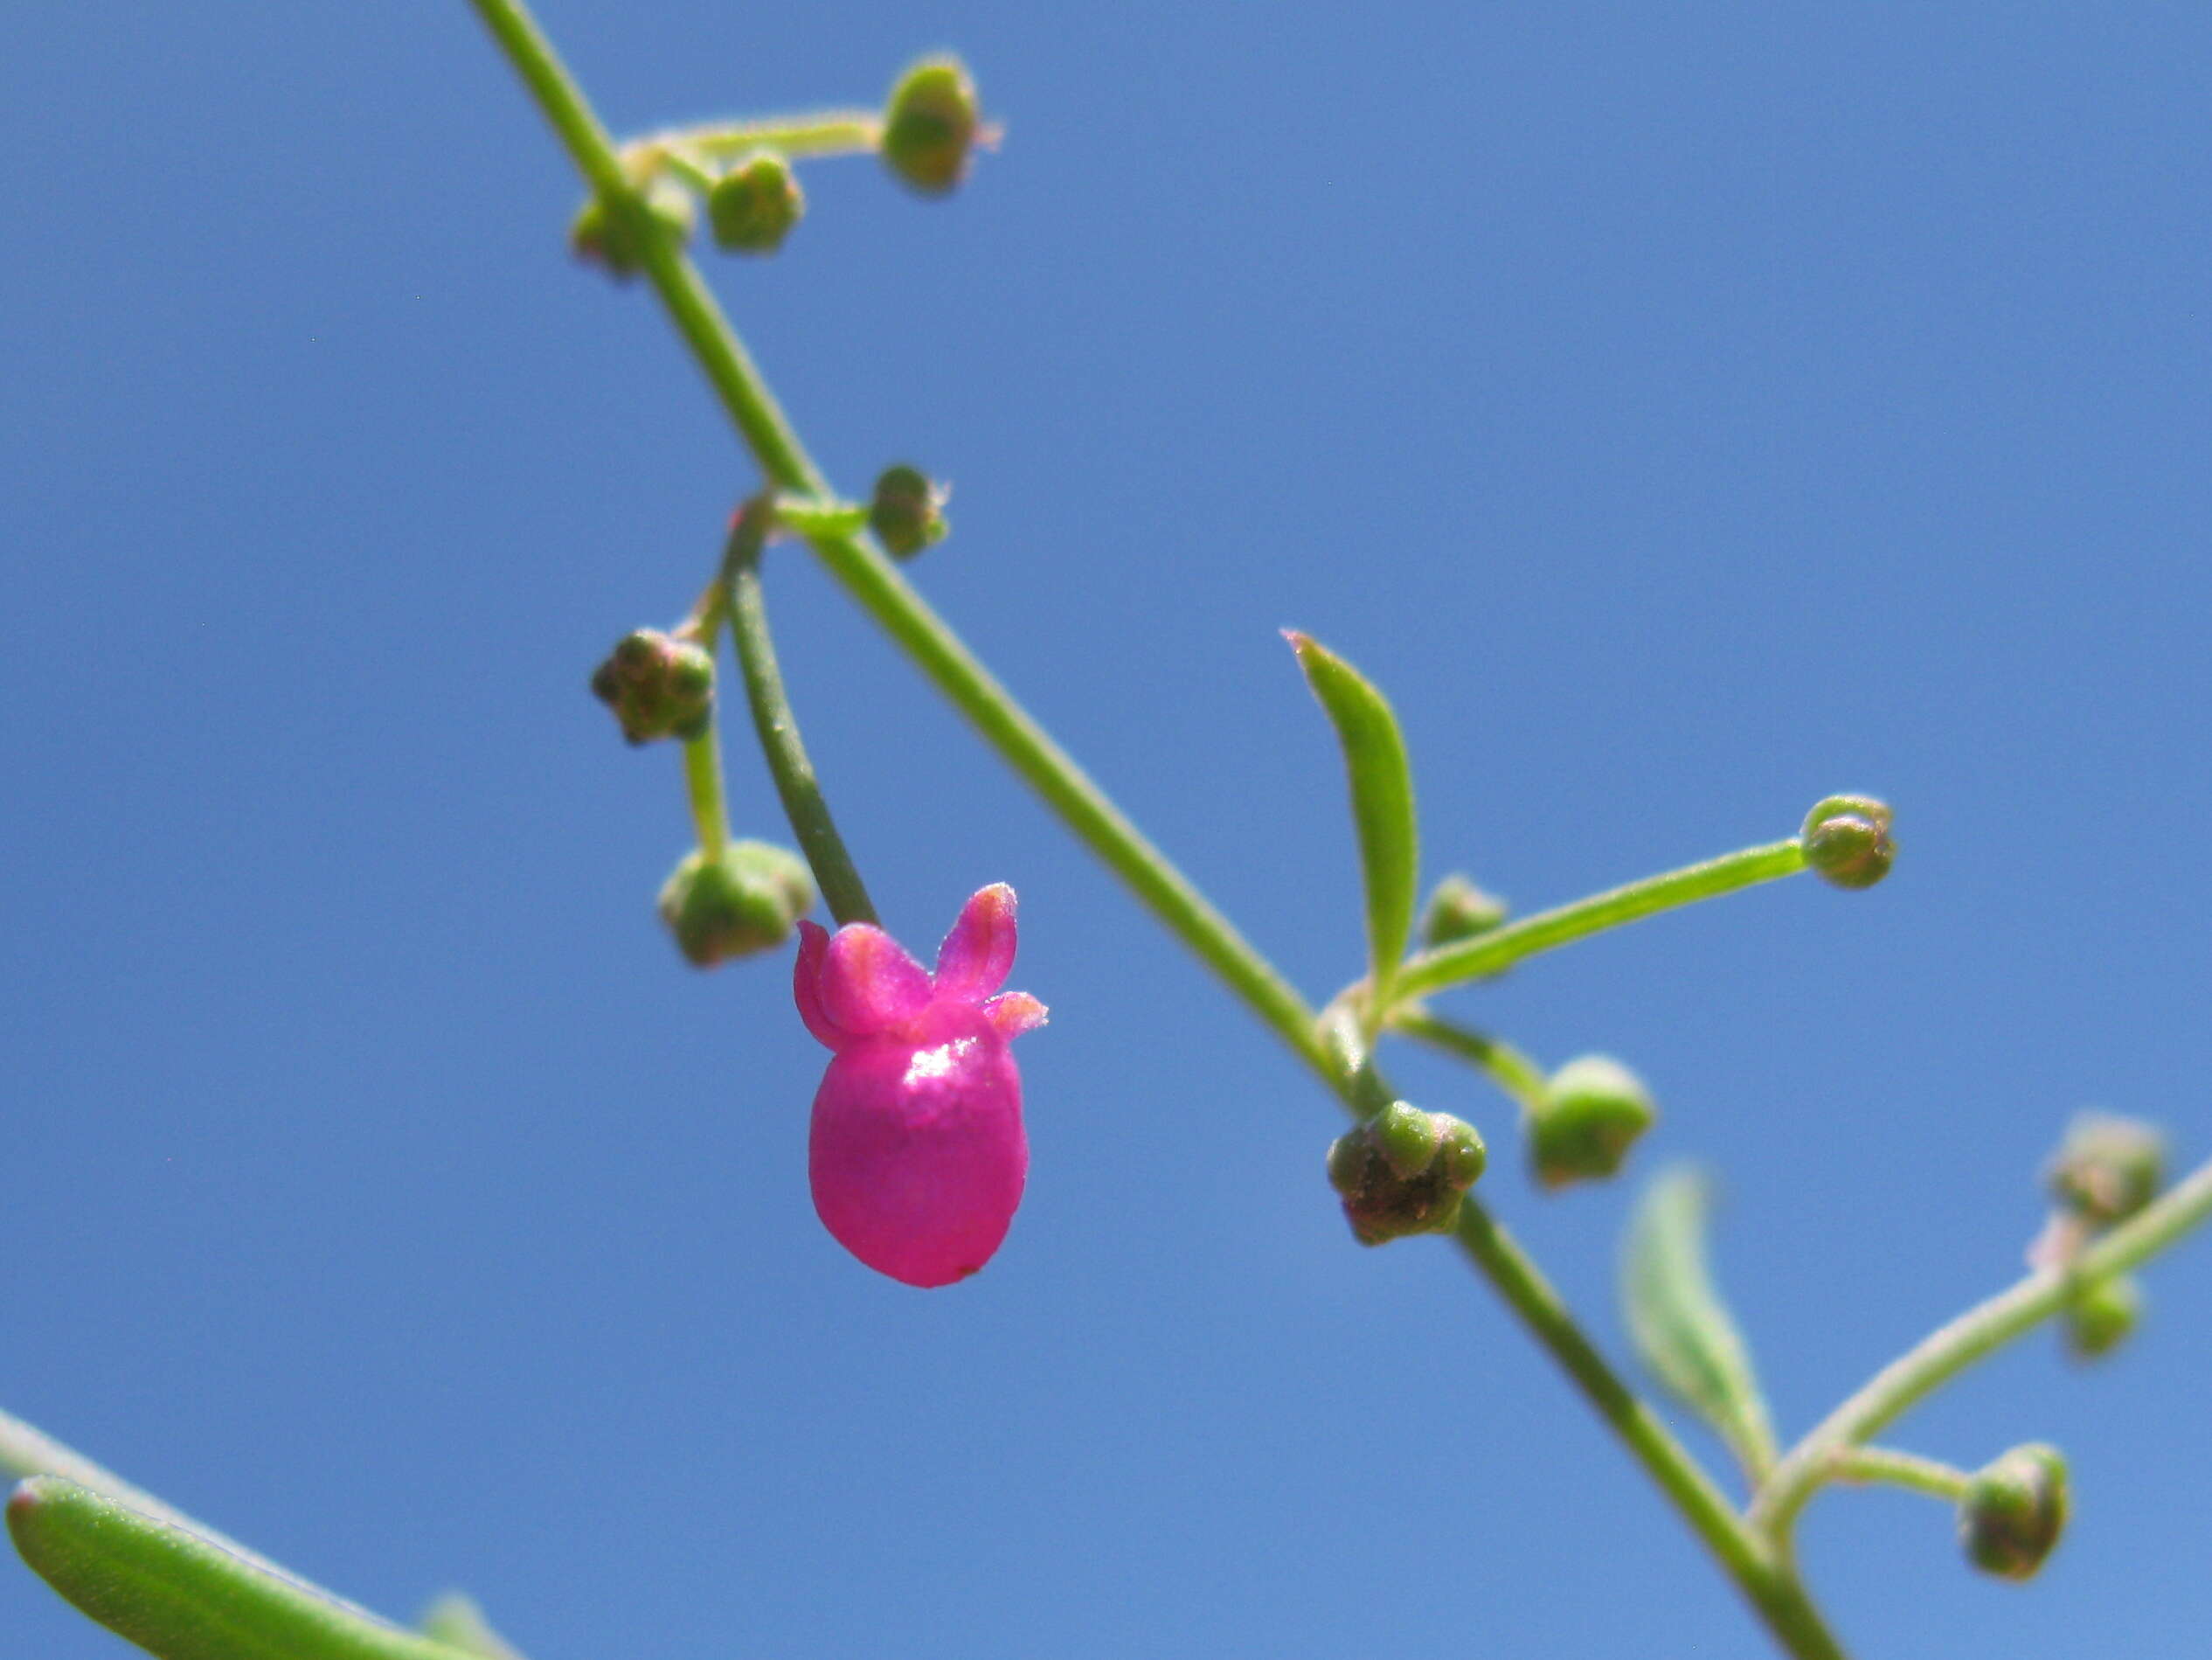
(4, 3, 2209, 1657)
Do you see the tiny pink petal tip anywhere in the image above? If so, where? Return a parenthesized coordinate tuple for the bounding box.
(799, 886, 1044, 1288)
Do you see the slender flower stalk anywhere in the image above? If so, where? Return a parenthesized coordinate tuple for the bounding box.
(629, 112, 883, 167)
(717, 509, 876, 927)
(1390, 840, 1808, 1005)
(1830, 1447, 1970, 1502)
(1389, 1006, 1550, 1114)
(679, 726, 730, 856)
(1751, 1151, 2212, 1546)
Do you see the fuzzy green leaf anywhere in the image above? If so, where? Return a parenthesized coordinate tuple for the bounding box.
(1620, 1166, 1778, 1479)
(8, 1478, 470, 1660)
(1286, 631, 1418, 1011)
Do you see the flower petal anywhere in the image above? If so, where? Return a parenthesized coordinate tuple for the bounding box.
(818, 923, 934, 1037)
(809, 1017, 1028, 1288)
(983, 990, 1048, 1038)
(792, 920, 843, 1048)
(933, 883, 1018, 1003)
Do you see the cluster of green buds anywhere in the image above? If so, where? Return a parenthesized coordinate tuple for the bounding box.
(1800, 795, 1896, 890)
(2042, 1112, 2164, 1359)
(659, 842, 815, 968)
(591, 629, 715, 745)
(1326, 1101, 1487, 1245)
(570, 58, 985, 281)
(1528, 1055, 1655, 1189)
(1959, 1443, 2070, 1580)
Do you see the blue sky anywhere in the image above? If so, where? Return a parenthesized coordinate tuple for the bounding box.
(3, 3, 2209, 1657)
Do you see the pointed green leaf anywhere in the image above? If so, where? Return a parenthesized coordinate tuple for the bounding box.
(420, 1593, 528, 1660)
(8, 1477, 470, 1660)
(1286, 631, 1418, 1011)
(1620, 1166, 1778, 1479)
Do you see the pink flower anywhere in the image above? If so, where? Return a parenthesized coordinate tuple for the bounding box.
(795, 884, 1048, 1288)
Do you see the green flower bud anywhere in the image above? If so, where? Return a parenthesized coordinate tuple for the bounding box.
(1326, 1103, 1487, 1246)
(708, 151, 804, 254)
(1418, 873, 1509, 950)
(869, 464, 950, 559)
(1959, 1443, 2069, 1580)
(657, 841, 814, 967)
(2048, 1112, 2165, 1226)
(1529, 1055, 1655, 1190)
(882, 57, 981, 196)
(1799, 794, 1895, 890)
(591, 629, 716, 745)
(2063, 1274, 2144, 1361)
(568, 179, 696, 281)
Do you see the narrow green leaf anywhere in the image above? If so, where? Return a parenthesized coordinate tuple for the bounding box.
(1620, 1166, 1779, 1480)
(8, 1478, 469, 1660)
(420, 1593, 528, 1660)
(1286, 630, 1418, 1012)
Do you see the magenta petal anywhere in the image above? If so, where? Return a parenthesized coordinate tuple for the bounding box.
(983, 990, 1048, 1038)
(792, 921, 843, 1049)
(818, 925, 935, 1037)
(808, 1008, 1029, 1288)
(933, 883, 1018, 1003)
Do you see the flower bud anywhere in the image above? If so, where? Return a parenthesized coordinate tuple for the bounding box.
(1418, 873, 1508, 950)
(658, 841, 814, 967)
(591, 629, 716, 745)
(1326, 1103, 1487, 1246)
(2063, 1274, 2143, 1360)
(882, 57, 981, 195)
(1959, 1443, 2069, 1580)
(869, 464, 949, 559)
(1529, 1055, 1655, 1190)
(1799, 795, 1895, 890)
(568, 179, 695, 281)
(2048, 1112, 2164, 1226)
(708, 150, 804, 254)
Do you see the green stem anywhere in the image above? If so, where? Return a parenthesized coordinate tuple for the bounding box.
(680, 727, 731, 856)
(1391, 840, 1808, 1005)
(1449, 1205, 1847, 1660)
(467, 8, 1850, 1652)
(1751, 1151, 2212, 1545)
(718, 520, 877, 927)
(463, 0, 1326, 1073)
(1389, 1005, 1550, 1115)
(1829, 1447, 1968, 1503)
(631, 113, 884, 166)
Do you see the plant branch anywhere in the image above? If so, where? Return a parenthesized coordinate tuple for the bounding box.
(1389, 1005, 1550, 1115)
(1390, 840, 1807, 1005)
(464, 7, 1851, 1651)
(718, 512, 877, 927)
(1829, 1446, 1969, 1503)
(1751, 1151, 2212, 1545)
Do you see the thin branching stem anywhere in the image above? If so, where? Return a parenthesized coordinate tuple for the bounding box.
(463, 4, 1851, 1651)
(1751, 1152, 2212, 1546)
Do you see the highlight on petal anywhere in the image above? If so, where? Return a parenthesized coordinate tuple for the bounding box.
(933, 882, 1018, 1003)
(792, 920, 843, 1048)
(818, 925, 935, 1037)
(983, 990, 1048, 1038)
